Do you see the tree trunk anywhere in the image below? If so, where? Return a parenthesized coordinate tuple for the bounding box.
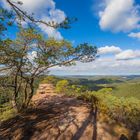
(11, 96, 18, 113)
(24, 78, 34, 109)
(131, 131, 138, 140)
(92, 105, 98, 140)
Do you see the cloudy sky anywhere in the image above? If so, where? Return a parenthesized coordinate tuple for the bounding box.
(1, 0, 140, 75)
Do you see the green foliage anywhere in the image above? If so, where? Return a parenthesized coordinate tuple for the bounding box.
(0, 0, 99, 117)
(112, 82, 140, 99)
(0, 108, 16, 122)
(0, 28, 97, 73)
(0, 76, 13, 105)
(55, 80, 69, 94)
(0, 7, 14, 39)
(41, 76, 59, 85)
(65, 76, 140, 99)
(0, 28, 97, 111)
(0, 93, 9, 104)
(75, 89, 140, 131)
(0, 102, 16, 121)
(97, 88, 112, 94)
(69, 85, 88, 96)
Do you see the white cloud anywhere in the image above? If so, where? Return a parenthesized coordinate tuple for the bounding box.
(49, 58, 140, 75)
(99, 0, 140, 32)
(38, 25, 63, 40)
(18, 0, 55, 15)
(116, 50, 140, 60)
(98, 46, 122, 55)
(27, 51, 37, 62)
(128, 32, 140, 39)
(49, 45, 140, 75)
(2, 0, 65, 40)
(38, 10, 66, 40)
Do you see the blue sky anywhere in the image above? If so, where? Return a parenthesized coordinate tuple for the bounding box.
(56, 0, 140, 49)
(1, 0, 140, 75)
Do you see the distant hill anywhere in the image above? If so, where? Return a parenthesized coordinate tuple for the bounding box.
(58, 75, 140, 81)
(57, 75, 140, 99)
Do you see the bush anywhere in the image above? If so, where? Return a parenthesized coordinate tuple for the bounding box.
(41, 76, 59, 85)
(78, 90, 140, 132)
(55, 80, 69, 94)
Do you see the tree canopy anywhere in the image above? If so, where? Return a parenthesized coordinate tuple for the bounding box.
(0, 28, 97, 111)
(0, 0, 98, 112)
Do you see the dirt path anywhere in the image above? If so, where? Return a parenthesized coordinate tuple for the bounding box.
(0, 85, 130, 140)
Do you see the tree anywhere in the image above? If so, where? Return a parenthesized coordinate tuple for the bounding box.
(0, 28, 98, 112)
(0, 0, 97, 112)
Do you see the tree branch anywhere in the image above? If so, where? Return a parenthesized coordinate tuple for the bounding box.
(6, 0, 64, 28)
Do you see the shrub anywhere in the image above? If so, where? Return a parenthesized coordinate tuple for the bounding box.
(55, 80, 69, 94)
(41, 76, 59, 85)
